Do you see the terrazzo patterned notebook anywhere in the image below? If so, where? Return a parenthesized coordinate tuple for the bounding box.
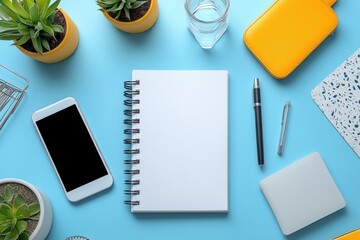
(312, 48, 360, 157)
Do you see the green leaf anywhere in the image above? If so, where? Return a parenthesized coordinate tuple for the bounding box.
(30, 29, 42, 54)
(0, 204, 13, 218)
(2, 0, 16, 12)
(0, 32, 22, 40)
(125, 1, 131, 9)
(22, 0, 29, 12)
(132, 1, 147, 9)
(15, 204, 29, 219)
(34, 38, 43, 54)
(41, 37, 50, 51)
(17, 22, 28, 30)
(51, 24, 63, 33)
(4, 227, 19, 240)
(11, 0, 29, 19)
(124, 7, 130, 20)
(36, 0, 50, 18)
(0, 9, 10, 20)
(0, 1, 19, 21)
(0, 20, 18, 32)
(0, 196, 4, 204)
(18, 29, 30, 35)
(17, 23, 30, 35)
(18, 232, 29, 240)
(0, 29, 19, 35)
(115, 8, 122, 19)
(13, 194, 25, 210)
(0, 27, 18, 33)
(0, 212, 9, 221)
(10, 218, 16, 232)
(33, 30, 39, 38)
(13, 34, 30, 45)
(3, 186, 13, 204)
(26, 0, 34, 8)
(44, 0, 60, 19)
(96, 2, 108, 8)
(34, 21, 42, 36)
(29, 215, 39, 221)
(29, 3, 39, 24)
(0, 220, 12, 235)
(109, 2, 120, 11)
(41, 31, 51, 38)
(42, 23, 54, 37)
(28, 203, 39, 217)
(101, 0, 122, 5)
(113, 2, 125, 11)
(35, 21, 42, 30)
(18, 16, 33, 26)
(15, 220, 26, 235)
(103, 7, 116, 13)
(46, 11, 55, 23)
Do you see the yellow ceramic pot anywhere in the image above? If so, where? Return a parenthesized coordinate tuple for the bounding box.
(103, 0, 158, 33)
(16, 8, 79, 64)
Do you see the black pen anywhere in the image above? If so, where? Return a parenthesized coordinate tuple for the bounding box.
(253, 78, 264, 169)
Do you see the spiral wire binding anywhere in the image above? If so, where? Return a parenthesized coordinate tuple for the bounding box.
(123, 80, 140, 206)
(64, 236, 90, 240)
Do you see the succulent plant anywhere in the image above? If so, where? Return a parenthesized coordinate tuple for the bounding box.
(0, 0, 64, 54)
(0, 185, 40, 240)
(97, 0, 148, 21)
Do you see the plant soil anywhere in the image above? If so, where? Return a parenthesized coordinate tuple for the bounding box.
(20, 10, 67, 53)
(109, 0, 151, 22)
(0, 183, 39, 237)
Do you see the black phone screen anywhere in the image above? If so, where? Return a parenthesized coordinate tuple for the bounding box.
(35, 104, 108, 192)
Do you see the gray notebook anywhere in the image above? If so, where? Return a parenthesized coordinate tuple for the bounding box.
(311, 48, 360, 157)
(260, 152, 346, 235)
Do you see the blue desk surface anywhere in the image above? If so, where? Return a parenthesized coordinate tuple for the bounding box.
(1, 0, 359, 239)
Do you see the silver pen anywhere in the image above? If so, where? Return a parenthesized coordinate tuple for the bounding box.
(278, 101, 290, 155)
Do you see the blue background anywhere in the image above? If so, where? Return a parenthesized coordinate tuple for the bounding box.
(1, 0, 359, 239)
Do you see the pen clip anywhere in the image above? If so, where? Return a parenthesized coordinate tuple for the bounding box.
(282, 102, 290, 123)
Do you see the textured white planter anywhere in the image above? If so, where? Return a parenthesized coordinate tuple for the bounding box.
(0, 178, 53, 240)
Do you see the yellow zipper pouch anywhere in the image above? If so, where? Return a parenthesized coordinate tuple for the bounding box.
(244, 0, 338, 79)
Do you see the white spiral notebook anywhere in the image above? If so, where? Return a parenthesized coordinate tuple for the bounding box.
(123, 70, 228, 213)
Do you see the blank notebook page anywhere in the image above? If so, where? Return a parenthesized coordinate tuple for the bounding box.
(130, 70, 228, 212)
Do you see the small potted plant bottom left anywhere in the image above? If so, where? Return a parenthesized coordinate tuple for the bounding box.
(0, 178, 53, 240)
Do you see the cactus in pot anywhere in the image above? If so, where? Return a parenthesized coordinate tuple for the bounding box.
(96, 0, 158, 33)
(0, 0, 79, 63)
(0, 0, 64, 54)
(97, 0, 148, 21)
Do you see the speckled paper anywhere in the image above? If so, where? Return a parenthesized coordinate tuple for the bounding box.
(312, 48, 360, 157)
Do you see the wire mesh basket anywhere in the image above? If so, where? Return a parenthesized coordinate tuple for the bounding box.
(0, 64, 30, 131)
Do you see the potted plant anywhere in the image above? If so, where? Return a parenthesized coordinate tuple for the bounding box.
(0, 178, 52, 240)
(0, 0, 79, 64)
(97, 0, 158, 33)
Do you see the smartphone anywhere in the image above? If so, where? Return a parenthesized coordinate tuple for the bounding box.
(32, 97, 113, 202)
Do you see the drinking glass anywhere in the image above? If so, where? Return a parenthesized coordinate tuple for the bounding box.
(185, 0, 230, 49)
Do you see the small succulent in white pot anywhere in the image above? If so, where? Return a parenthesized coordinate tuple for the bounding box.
(0, 178, 52, 240)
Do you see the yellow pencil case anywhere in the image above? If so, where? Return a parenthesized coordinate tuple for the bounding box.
(244, 0, 338, 79)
